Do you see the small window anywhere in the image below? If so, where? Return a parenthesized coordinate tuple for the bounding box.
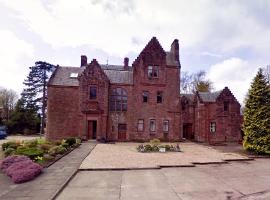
(142, 91, 149, 103)
(150, 119, 156, 132)
(148, 66, 158, 79)
(157, 91, 163, 103)
(70, 73, 78, 78)
(163, 120, 169, 132)
(224, 101, 229, 111)
(89, 86, 97, 99)
(137, 119, 144, 131)
(210, 122, 216, 133)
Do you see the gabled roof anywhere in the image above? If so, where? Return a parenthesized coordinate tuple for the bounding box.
(48, 64, 133, 87)
(197, 90, 223, 102)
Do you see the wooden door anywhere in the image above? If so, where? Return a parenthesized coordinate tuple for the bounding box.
(118, 124, 127, 141)
(88, 121, 97, 139)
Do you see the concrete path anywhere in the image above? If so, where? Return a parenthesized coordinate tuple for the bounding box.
(0, 142, 96, 200)
(80, 142, 250, 169)
(57, 158, 270, 200)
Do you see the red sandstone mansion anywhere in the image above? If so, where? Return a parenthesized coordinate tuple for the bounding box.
(46, 37, 242, 144)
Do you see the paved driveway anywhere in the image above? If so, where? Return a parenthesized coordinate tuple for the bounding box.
(80, 142, 249, 169)
(57, 159, 270, 200)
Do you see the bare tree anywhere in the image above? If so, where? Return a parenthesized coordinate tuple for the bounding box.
(0, 87, 18, 121)
(263, 65, 270, 83)
(180, 70, 214, 94)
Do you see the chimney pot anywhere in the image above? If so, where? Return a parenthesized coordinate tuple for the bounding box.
(81, 55, 87, 67)
(124, 57, 129, 70)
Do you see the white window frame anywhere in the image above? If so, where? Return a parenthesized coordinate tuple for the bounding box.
(137, 119, 144, 132)
(210, 122, 216, 133)
(150, 119, 156, 132)
(163, 120, 169, 132)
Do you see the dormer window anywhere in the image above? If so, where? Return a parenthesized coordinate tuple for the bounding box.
(148, 66, 158, 79)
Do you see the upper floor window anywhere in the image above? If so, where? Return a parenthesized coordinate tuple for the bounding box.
(110, 88, 127, 112)
(224, 101, 229, 111)
(148, 66, 158, 79)
(137, 119, 144, 132)
(89, 86, 97, 99)
(142, 91, 149, 103)
(157, 91, 163, 103)
(210, 122, 216, 133)
(163, 120, 169, 132)
(150, 119, 156, 132)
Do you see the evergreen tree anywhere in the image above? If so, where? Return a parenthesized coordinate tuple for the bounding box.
(243, 68, 270, 154)
(6, 99, 40, 134)
(21, 61, 56, 134)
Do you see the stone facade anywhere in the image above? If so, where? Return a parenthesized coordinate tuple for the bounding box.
(181, 87, 242, 144)
(46, 37, 241, 144)
(47, 37, 181, 141)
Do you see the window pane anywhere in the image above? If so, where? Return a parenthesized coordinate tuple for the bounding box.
(143, 91, 149, 103)
(90, 86, 97, 99)
(138, 119, 144, 131)
(163, 120, 169, 132)
(150, 120, 156, 132)
(157, 91, 163, 103)
(110, 88, 128, 112)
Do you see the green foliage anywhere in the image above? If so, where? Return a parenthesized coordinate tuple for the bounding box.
(150, 138, 160, 145)
(2, 141, 20, 151)
(65, 137, 77, 146)
(5, 99, 40, 134)
(48, 146, 67, 156)
(144, 144, 153, 152)
(23, 139, 38, 148)
(15, 147, 44, 160)
(38, 143, 53, 152)
(243, 68, 270, 154)
(4, 147, 16, 156)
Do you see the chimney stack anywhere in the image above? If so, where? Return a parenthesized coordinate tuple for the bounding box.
(81, 55, 87, 67)
(170, 39, 179, 62)
(124, 57, 129, 70)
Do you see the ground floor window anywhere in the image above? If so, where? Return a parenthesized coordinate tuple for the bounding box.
(150, 119, 156, 132)
(137, 119, 144, 131)
(210, 122, 216, 133)
(163, 120, 169, 132)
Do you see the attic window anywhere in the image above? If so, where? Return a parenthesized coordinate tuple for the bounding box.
(70, 73, 78, 78)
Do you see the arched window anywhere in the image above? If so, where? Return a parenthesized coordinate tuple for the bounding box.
(110, 88, 127, 111)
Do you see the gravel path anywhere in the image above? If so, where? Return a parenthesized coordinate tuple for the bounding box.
(80, 142, 249, 169)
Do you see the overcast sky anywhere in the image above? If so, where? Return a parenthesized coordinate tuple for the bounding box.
(0, 0, 270, 104)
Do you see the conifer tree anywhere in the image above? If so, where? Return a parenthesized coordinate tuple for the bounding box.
(243, 68, 270, 154)
(21, 61, 56, 134)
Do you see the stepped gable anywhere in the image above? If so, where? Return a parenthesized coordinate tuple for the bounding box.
(132, 37, 167, 66)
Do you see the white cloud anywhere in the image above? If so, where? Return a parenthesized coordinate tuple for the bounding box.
(0, 30, 34, 94)
(207, 57, 258, 104)
(2, 0, 269, 57)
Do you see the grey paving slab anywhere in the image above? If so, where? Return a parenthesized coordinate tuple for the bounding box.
(58, 158, 270, 200)
(0, 142, 96, 200)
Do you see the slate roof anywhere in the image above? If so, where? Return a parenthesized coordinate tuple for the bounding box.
(181, 94, 195, 102)
(198, 90, 222, 102)
(48, 65, 133, 87)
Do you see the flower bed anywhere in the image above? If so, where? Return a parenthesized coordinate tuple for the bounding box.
(137, 139, 181, 153)
(1, 137, 82, 167)
(0, 137, 82, 183)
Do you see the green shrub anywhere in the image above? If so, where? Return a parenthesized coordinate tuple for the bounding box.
(15, 147, 44, 160)
(150, 139, 160, 145)
(23, 140, 38, 148)
(65, 137, 77, 146)
(48, 146, 67, 156)
(38, 144, 53, 152)
(36, 138, 49, 145)
(2, 141, 18, 151)
(61, 142, 69, 149)
(76, 138, 82, 144)
(152, 145, 159, 152)
(4, 147, 16, 156)
(144, 144, 152, 152)
(53, 140, 62, 146)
